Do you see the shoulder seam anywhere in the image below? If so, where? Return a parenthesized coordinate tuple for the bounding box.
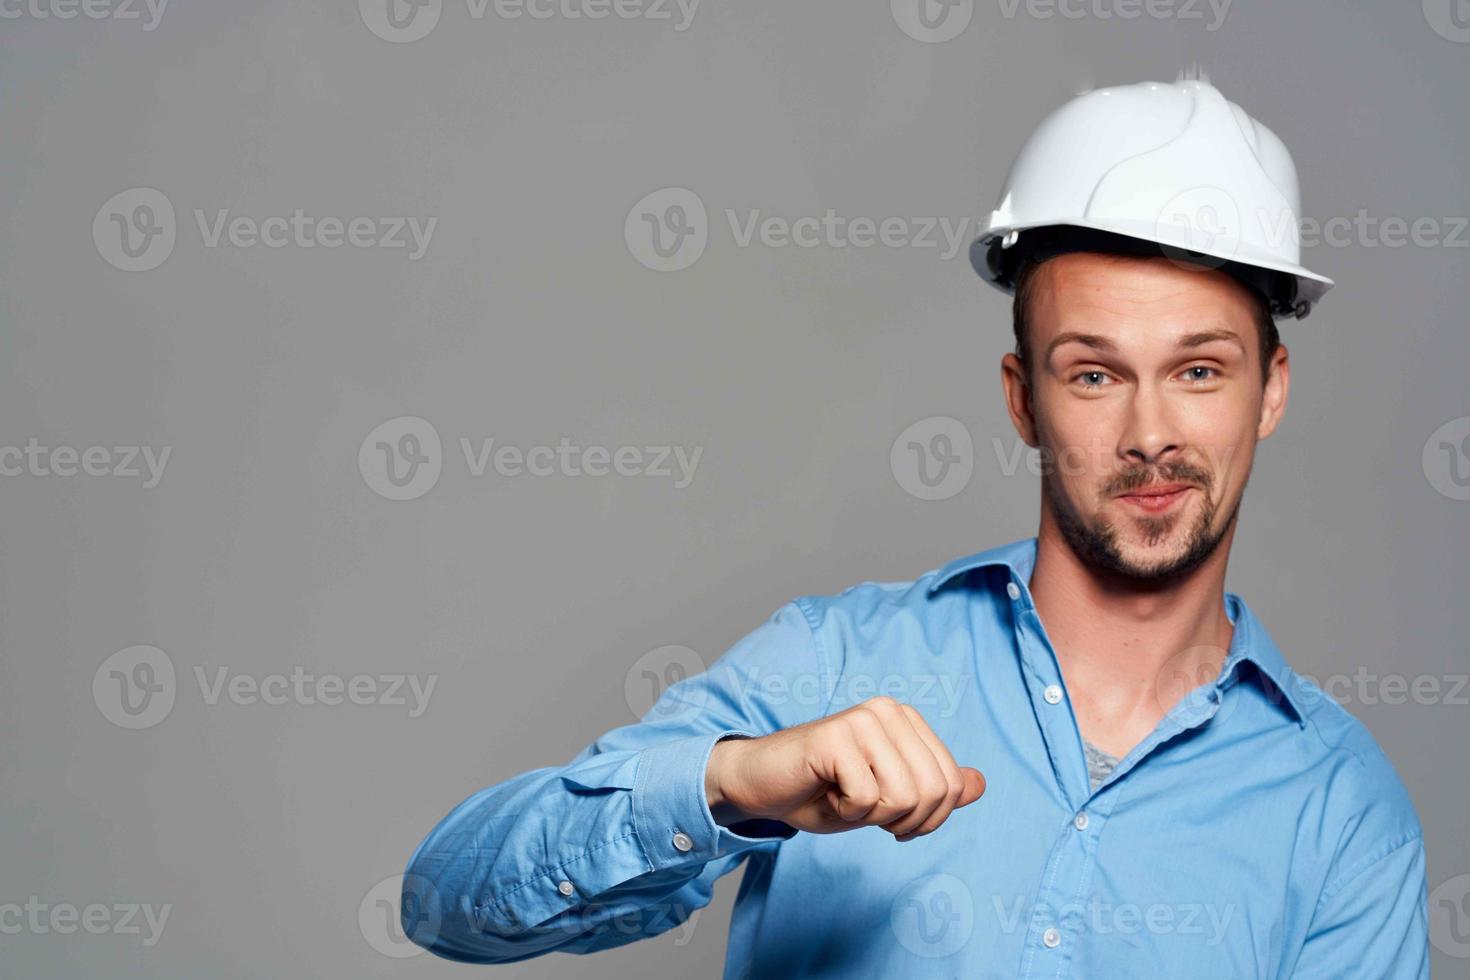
(1295, 691, 1378, 771)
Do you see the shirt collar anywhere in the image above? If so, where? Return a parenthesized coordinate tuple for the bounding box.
(926, 536, 1040, 595)
(926, 536, 1308, 727)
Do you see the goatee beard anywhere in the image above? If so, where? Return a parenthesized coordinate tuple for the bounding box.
(1045, 472, 1240, 585)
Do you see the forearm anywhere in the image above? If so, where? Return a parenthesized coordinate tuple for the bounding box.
(402, 730, 788, 962)
(401, 600, 827, 962)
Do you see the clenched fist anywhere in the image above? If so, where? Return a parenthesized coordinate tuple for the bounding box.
(704, 696, 986, 841)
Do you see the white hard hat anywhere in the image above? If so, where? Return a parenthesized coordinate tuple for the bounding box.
(971, 73, 1333, 319)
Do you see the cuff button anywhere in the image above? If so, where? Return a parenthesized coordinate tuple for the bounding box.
(672, 831, 694, 853)
(557, 879, 575, 897)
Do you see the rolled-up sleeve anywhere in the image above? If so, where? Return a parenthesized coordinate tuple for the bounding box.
(401, 600, 832, 964)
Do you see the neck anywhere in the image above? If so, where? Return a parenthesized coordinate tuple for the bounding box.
(1027, 507, 1236, 754)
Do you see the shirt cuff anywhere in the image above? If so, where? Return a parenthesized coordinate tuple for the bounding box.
(632, 730, 796, 872)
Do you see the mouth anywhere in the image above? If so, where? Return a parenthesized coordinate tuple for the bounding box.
(1116, 483, 1196, 513)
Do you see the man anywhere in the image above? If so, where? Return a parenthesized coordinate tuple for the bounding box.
(402, 76, 1428, 977)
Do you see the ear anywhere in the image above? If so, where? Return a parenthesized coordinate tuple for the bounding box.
(1257, 343, 1289, 440)
(1001, 353, 1040, 447)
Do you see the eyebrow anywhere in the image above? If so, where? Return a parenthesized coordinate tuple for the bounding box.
(1044, 329, 1246, 368)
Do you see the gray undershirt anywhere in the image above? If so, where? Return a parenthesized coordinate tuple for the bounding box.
(1083, 738, 1122, 791)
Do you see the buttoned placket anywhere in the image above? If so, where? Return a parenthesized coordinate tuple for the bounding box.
(1002, 572, 1235, 979)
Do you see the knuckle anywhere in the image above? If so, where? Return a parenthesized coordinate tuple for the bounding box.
(847, 713, 887, 746)
(889, 789, 919, 812)
(918, 775, 948, 802)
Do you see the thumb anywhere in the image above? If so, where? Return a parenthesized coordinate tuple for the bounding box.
(955, 767, 986, 808)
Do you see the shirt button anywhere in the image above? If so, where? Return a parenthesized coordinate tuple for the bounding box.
(1042, 927, 1061, 948)
(1006, 582, 1021, 600)
(1074, 811, 1089, 831)
(1043, 684, 1063, 705)
(557, 880, 574, 897)
(672, 831, 694, 853)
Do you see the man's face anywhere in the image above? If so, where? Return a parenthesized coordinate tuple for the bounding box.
(1002, 251, 1289, 584)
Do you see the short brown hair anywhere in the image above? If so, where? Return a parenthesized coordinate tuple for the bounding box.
(1011, 255, 1280, 387)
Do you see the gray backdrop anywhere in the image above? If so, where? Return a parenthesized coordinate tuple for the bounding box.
(2, 0, 1468, 976)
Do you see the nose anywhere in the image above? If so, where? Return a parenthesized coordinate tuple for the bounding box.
(1118, 383, 1185, 466)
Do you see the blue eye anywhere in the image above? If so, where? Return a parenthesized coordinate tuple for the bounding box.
(1076, 371, 1109, 389)
(1183, 366, 1218, 383)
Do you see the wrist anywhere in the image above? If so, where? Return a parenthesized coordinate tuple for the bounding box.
(705, 736, 746, 826)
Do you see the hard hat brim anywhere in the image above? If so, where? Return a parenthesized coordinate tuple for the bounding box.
(971, 220, 1333, 319)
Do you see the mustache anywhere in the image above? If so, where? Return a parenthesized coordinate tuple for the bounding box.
(1108, 465, 1211, 496)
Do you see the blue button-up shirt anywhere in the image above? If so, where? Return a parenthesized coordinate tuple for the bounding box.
(403, 536, 1428, 977)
